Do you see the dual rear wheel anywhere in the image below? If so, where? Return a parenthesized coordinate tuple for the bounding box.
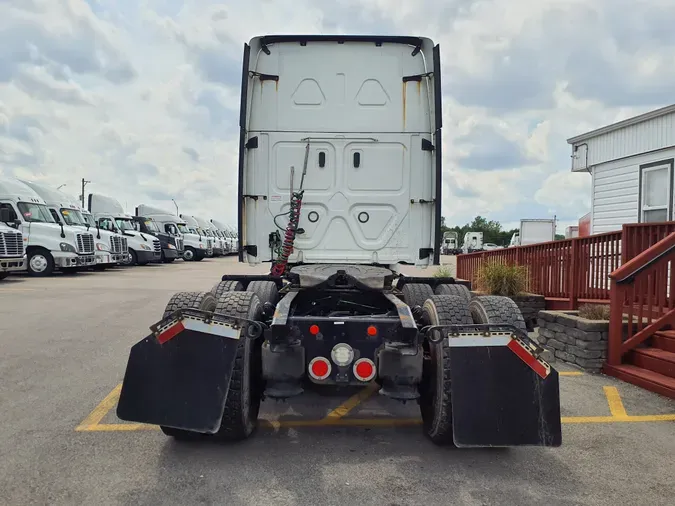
(161, 281, 279, 441)
(404, 283, 526, 445)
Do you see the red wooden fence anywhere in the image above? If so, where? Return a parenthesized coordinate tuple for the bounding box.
(455, 221, 675, 309)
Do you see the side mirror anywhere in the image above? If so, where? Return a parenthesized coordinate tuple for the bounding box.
(0, 208, 9, 222)
(13, 219, 21, 227)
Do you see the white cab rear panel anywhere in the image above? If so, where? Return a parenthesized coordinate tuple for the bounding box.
(239, 36, 442, 266)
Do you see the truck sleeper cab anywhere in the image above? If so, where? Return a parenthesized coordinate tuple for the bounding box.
(0, 218, 26, 279)
(132, 213, 183, 263)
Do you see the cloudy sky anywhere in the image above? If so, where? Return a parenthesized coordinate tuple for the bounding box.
(1, 0, 673, 231)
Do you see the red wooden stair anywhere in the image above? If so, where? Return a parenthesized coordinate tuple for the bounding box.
(603, 231, 675, 400)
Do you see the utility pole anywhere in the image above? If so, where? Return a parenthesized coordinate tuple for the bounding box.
(172, 199, 178, 216)
(81, 178, 91, 208)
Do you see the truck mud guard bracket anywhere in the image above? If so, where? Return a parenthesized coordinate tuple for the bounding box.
(395, 276, 471, 291)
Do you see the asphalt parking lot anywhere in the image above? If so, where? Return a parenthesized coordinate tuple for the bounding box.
(1, 257, 674, 506)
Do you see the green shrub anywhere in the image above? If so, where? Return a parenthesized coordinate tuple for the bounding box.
(433, 265, 453, 278)
(475, 261, 528, 296)
(578, 304, 611, 321)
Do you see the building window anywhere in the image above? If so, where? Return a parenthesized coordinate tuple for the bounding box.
(640, 159, 673, 223)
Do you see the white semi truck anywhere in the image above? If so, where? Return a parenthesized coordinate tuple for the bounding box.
(193, 216, 222, 256)
(180, 214, 213, 258)
(116, 35, 561, 449)
(0, 177, 95, 275)
(442, 231, 459, 255)
(0, 218, 26, 279)
(210, 219, 236, 255)
(136, 204, 208, 262)
(461, 231, 484, 253)
(89, 193, 162, 266)
(21, 181, 128, 270)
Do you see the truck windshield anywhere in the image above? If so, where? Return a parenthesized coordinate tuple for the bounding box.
(143, 219, 160, 233)
(83, 214, 97, 227)
(115, 218, 136, 231)
(17, 202, 55, 223)
(60, 208, 86, 226)
(177, 223, 189, 234)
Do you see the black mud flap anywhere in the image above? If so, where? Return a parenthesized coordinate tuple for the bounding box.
(116, 311, 244, 434)
(446, 326, 562, 447)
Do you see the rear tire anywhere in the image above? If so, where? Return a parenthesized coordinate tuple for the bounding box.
(419, 295, 472, 445)
(401, 283, 434, 309)
(246, 280, 279, 306)
(211, 280, 244, 300)
(214, 291, 264, 441)
(434, 283, 471, 304)
(469, 295, 526, 332)
(159, 291, 218, 441)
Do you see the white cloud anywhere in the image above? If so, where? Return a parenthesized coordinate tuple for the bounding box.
(0, 0, 672, 230)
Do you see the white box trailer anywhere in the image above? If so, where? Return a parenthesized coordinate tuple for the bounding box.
(517, 219, 556, 246)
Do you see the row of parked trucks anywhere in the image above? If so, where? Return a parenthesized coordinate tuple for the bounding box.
(0, 177, 238, 279)
(441, 219, 557, 255)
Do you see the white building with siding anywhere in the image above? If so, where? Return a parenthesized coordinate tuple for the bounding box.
(568, 104, 675, 234)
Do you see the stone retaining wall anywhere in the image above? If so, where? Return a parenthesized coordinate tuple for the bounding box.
(537, 311, 609, 372)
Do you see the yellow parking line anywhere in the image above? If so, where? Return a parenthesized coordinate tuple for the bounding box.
(75, 384, 123, 431)
(76, 382, 675, 433)
(323, 382, 380, 420)
(604, 386, 628, 418)
(559, 371, 584, 376)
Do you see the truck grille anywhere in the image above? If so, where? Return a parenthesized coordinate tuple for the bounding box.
(0, 231, 23, 257)
(120, 237, 129, 254)
(207, 238, 213, 248)
(153, 239, 161, 253)
(175, 237, 183, 251)
(110, 236, 122, 254)
(77, 233, 95, 254)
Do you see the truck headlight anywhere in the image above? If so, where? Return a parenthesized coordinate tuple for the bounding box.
(140, 244, 151, 250)
(168, 243, 176, 249)
(59, 242, 77, 253)
(96, 243, 110, 252)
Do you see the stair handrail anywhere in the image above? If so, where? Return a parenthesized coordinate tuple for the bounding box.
(610, 231, 675, 284)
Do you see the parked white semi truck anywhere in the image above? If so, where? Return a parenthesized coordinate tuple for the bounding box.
(21, 181, 128, 270)
(180, 214, 213, 258)
(0, 177, 95, 275)
(89, 193, 162, 266)
(133, 207, 184, 263)
(0, 218, 26, 279)
(136, 204, 206, 262)
(461, 231, 484, 253)
(193, 216, 222, 256)
(116, 35, 561, 449)
(210, 219, 236, 255)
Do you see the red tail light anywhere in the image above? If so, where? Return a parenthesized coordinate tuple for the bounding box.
(366, 325, 377, 336)
(309, 324, 320, 335)
(353, 358, 376, 382)
(308, 357, 331, 380)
